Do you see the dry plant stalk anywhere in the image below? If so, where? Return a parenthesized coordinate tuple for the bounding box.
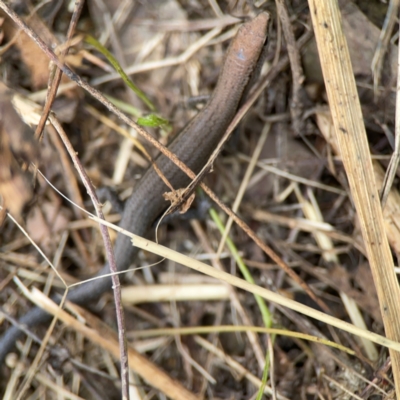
(308, 0, 400, 394)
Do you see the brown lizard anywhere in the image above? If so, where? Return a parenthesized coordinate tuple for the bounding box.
(0, 12, 270, 363)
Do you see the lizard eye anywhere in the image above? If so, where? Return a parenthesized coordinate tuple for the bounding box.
(236, 48, 246, 61)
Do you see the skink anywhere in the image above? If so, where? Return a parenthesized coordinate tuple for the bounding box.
(0, 12, 270, 363)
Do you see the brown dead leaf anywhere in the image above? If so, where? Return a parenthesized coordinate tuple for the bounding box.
(0, 9, 58, 89)
(0, 82, 38, 218)
(26, 202, 69, 252)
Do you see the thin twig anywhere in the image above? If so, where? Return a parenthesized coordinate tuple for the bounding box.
(275, 0, 305, 134)
(49, 115, 129, 400)
(34, 0, 84, 141)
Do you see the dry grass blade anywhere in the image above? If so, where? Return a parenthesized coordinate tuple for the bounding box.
(92, 216, 400, 353)
(308, 0, 400, 395)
